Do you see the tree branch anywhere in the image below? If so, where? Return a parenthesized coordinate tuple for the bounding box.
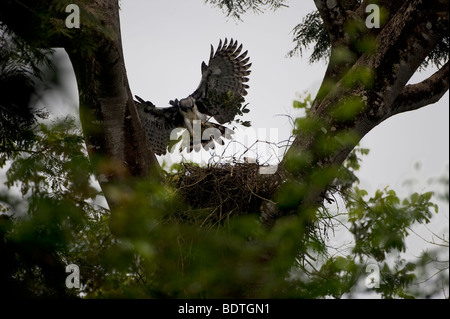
(353, 0, 448, 118)
(388, 62, 449, 118)
(356, 0, 405, 22)
(63, 0, 161, 215)
(313, 0, 348, 44)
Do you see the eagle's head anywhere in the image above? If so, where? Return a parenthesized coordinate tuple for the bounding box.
(170, 96, 195, 112)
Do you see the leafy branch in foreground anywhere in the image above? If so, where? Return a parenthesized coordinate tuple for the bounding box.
(0, 115, 447, 298)
(0, 24, 52, 159)
(205, 0, 288, 20)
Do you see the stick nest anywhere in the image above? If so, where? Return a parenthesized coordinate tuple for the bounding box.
(169, 162, 281, 225)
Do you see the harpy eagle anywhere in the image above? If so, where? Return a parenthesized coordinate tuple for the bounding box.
(135, 38, 251, 155)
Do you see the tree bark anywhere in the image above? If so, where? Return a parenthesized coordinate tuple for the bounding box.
(62, 0, 161, 214)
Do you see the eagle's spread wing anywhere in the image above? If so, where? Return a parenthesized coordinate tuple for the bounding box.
(134, 96, 184, 155)
(192, 38, 251, 124)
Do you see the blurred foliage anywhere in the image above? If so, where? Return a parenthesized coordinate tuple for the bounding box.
(1, 113, 447, 298)
(347, 187, 436, 261)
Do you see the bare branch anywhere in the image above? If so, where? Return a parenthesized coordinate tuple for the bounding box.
(388, 62, 449, 117)
(360, 0, 448, 111)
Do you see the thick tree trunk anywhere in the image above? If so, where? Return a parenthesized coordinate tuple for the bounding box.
(62, 0, 161, 216)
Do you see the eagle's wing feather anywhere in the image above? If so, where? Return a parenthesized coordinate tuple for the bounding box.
(134, 96, 184, 155)
(192, 38, 251, 124)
